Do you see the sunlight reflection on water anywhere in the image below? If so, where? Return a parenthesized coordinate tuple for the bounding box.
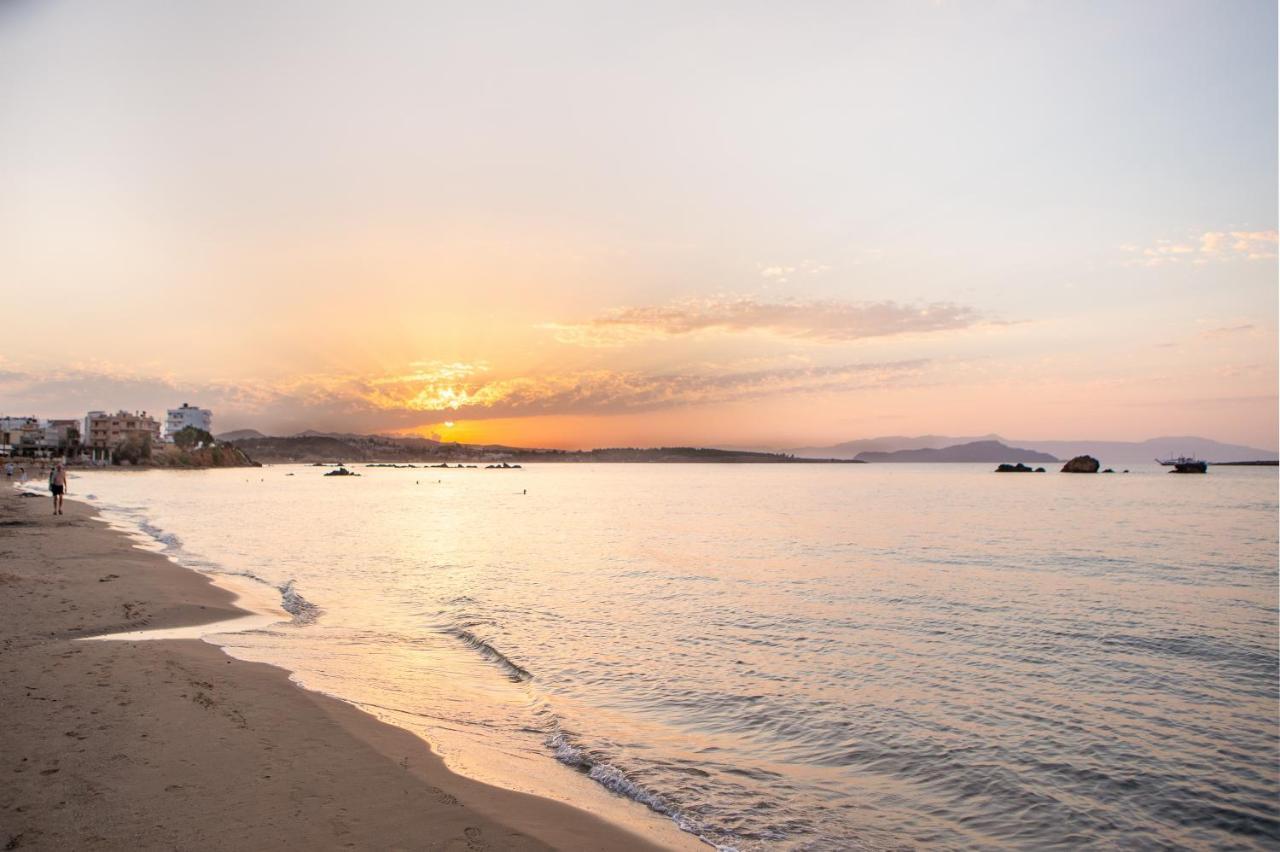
(73, 464, 1279, 850)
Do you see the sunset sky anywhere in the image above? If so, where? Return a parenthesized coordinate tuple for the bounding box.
(1, 0, 1276, 449)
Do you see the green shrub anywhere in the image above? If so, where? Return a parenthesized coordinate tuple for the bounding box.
(173, 426, 215, 449)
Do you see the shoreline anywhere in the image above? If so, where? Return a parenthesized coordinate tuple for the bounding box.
(0, 489, 685, 851)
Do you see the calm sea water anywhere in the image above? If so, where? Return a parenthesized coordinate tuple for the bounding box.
(70, 463, 1278, 850)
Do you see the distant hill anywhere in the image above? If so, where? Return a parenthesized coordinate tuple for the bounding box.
(791, 434, 996, 459)
(855, 440, 1058, 464)
(795, 434, 1277, 464)
(214, 428, 267, 442)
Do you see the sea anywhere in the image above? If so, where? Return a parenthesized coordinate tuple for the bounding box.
(64, 463, 1278, 850)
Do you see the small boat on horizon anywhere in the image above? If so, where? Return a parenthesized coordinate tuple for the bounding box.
(1157, 456, 1208, 474)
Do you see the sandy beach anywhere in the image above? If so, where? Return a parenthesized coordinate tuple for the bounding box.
(0, 488, 678, 851)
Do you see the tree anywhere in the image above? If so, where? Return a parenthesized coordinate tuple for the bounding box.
(173, 426, 215, 449)
(113, 433, 152, 465)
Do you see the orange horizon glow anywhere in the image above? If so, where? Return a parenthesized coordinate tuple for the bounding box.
(0, 3, 1275, 450)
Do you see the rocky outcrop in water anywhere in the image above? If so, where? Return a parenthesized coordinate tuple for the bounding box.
(1061, 455, 1100, 473)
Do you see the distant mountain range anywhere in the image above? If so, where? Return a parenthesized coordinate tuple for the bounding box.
(792, 434, 1278, 464)
(854, 440, 1058, 464)
(791, 434, 998, 457)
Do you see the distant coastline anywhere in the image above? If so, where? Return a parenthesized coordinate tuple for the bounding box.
(1211, 460, 1279, 466)
(226, 435, 861, 465)
(791, 434, 1279, 464)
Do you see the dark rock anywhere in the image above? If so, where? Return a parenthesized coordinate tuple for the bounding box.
(1061, 455, 1100, 473)
(1102, 468, 1115, 473)
(1034, 467, 1046, 473)
(995, 463, 1034, 473)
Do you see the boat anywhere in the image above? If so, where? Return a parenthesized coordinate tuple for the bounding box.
(1156, 456, 1208, 474)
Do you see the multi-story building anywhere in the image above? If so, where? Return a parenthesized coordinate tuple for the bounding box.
(0, 416, 39, 456)
(0, 417, 80, 457)
(165, 403, 213, 441)
(45, 419, 80, 447)
(85, 411, 163, 461)
(84, 411, 105, 445)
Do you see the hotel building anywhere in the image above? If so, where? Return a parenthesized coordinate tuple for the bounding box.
(165, 403, 214, 441)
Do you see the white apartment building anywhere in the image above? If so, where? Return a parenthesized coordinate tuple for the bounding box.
(165, 403, 213, 440)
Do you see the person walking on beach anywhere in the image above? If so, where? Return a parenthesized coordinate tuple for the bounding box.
(49, 463, 67, 515)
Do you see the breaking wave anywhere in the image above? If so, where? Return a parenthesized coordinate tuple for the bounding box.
(85, 495, 323, 629)
(279, 579, 321, 624)
(446, 626, 533, 682)
(548, 730, 735, 850)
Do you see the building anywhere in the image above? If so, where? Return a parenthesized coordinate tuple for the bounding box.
(43, 419, 80, 454)
(85, 410, 163, 461)
(166, 403, 213, 441)
(0, 417, 79, 458)
(0, 416, 39, 457)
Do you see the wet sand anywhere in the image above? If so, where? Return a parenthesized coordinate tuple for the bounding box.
(0, 489, 677, 851)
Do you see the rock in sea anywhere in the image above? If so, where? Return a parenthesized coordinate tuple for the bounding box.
(1061, 455, 1101, 474)
(995, 463, 1035, 473)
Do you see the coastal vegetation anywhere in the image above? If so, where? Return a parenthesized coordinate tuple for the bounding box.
(149, 443, 258, 468)
(107, 429, 257, 468)
(172, 425, 216, 449)
(110, 433, 153, 465)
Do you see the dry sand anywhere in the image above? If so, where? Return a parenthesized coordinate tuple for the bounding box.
(0, 489, 679, 851)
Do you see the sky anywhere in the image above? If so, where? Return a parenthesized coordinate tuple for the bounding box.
(1, 0, 1276, 449)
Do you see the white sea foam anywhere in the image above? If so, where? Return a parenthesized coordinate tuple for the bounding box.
(279, 579, 321, 624)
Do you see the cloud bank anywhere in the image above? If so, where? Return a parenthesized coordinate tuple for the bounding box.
(542, 296, 981, 347)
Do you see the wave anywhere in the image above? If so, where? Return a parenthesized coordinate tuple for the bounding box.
(547, 730, 738, 851)
(138, 519, 182, 550)
(279, 579, 321, 624)
(85, 494, 323, 629)
(446, 627, 533, 682)
(437, 609, 740, 849)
